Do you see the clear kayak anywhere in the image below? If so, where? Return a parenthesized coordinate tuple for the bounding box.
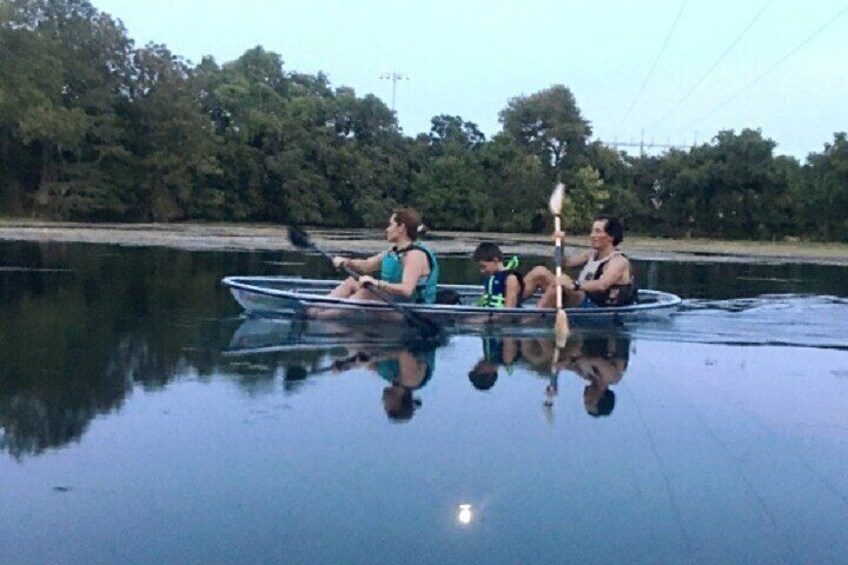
(222, 276, 683, 330)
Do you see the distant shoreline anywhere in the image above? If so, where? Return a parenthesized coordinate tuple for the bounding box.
(1, 219, 846, 266)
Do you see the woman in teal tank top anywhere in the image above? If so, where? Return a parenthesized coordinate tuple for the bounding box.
(329, 208, 439, 304)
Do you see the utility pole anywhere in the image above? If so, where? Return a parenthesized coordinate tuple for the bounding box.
(379, 71, 409, 113)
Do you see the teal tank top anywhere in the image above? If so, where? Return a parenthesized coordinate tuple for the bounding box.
(380, 243, 439, 304)
(376, 349, 436, 387)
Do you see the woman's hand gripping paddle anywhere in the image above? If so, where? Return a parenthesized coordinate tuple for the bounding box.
(287, 226, 442, 339)
(549, 183, 570, 347)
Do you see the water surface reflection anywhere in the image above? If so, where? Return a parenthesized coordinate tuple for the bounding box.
(3, 241, 848, 564)
(466, 332, 631, 418)
(225, 315, 636, 424)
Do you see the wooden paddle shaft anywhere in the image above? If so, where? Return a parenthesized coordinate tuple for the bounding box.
(554, 215, 563, 310)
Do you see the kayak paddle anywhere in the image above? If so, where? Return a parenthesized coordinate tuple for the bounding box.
(549, 183, 570, 346)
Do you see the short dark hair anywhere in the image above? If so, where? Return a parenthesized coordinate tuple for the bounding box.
(472, 242, 503, 262)
(588, 389, 616, 417)
(383, 386, 417, 421)
(468, 360, 498, 390)
(595, 214, 624, 246)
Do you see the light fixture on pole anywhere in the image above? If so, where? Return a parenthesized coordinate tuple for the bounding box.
(379, 70, 409, 113)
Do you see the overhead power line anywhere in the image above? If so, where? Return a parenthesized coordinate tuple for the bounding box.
(651, 0, 774, 129)
(677, 4, 848, 134)
(616, 0, 690, 134)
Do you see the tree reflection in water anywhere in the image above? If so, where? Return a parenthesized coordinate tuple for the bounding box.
(0, 241, 272, 458)
(0, 239, 634, 459)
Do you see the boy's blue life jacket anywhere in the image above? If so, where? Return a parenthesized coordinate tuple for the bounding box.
(478, 256, 523, 308)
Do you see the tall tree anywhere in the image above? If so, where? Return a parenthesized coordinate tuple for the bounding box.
(427, 114, 485, 156)
(499, 84, 591, 182)
(1, 0, 135, 218)
(120, 43, 220, 221)
(412, 154, 490, 231)
(477, 134, 547, 232)
(804, 132, 848, 241)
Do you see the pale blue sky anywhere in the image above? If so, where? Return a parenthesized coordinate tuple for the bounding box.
(94, 0, 847, 159)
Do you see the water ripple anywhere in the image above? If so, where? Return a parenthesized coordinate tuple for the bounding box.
(637, 295, 848, 350)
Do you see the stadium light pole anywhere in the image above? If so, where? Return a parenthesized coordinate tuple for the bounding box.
(379, 71, 409, 114)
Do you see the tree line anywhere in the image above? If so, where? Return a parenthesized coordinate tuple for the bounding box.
(2, 0, 847, 241)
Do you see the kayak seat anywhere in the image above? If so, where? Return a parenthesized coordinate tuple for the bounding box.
(435, 288, 461, 305)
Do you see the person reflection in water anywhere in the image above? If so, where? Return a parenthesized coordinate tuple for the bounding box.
(479, 334, 629, 418)
(561, 334, 629, 417)
(467, 336, 521, 391)
(468, 359, 498, 391)
(334, 345, 435, 422)
(377, 348, 434, 421)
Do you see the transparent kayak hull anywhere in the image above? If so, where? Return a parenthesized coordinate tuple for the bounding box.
(222, 276, 683, 330)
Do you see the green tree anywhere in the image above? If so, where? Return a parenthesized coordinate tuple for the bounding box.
(412, 155, 490, 230)
(120, 43, 221, 221)
(477, 134, 547, 232)
(560, 166, 609, 231)
(499, 84, 591, 182)
(804, 132, 848, 241)
(650, 129, 788, 238)
(1, 0, 136, 219)
(619, 154, 664, 234)
(427, 114, 485, 155)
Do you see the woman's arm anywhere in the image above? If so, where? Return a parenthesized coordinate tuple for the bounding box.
(333, 252, 384, 275)
(382, 249, 429, 298)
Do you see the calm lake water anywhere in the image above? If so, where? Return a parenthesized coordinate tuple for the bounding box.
(2, 240, 847, 564)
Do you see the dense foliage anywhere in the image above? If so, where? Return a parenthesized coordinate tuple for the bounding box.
(2, 0, 847, 240)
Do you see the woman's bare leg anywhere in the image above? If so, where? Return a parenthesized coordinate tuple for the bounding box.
(330, 277, 359, 298)
(349, 287, 381, 301)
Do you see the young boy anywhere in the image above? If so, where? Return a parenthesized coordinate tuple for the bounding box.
(472, 242, 524, 308)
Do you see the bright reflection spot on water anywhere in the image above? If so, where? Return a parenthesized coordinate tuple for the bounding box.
(458, 503, 473, 525)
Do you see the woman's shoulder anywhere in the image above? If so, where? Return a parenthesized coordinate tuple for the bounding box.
(405, 244, 436, 265)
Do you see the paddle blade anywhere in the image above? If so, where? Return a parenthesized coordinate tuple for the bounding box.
(549, 183, 565, 215)
(287, 225, 312, 249)
(555, 308, 569, 347)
